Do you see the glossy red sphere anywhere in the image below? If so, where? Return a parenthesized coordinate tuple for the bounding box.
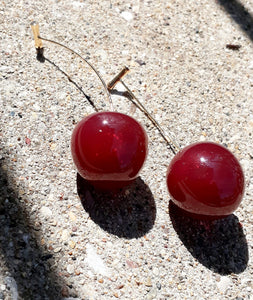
(166, 142, 244, 219)
(71, 112, 148, 190)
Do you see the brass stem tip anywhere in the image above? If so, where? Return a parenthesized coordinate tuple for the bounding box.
(30, 21, 43, 49)
(107, 66, 130, 90)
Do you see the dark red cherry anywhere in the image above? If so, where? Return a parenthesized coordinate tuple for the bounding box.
(166, 142, 244, 219)
(71, 111, 148, 190)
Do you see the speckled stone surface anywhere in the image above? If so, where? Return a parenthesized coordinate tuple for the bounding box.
(0, 0, 253, 299)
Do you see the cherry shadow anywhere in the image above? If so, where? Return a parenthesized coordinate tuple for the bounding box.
(77, 174, 156, 239)
(35, 48, 98, 112)
(169, 201, 248, 275)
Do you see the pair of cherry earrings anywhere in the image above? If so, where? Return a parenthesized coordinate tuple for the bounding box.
(31, 22, 245, 221)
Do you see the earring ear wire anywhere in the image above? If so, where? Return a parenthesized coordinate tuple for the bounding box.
(30, 21, 113, 111)
(30, 22, 180, 154)
(108, 67, 180, 155)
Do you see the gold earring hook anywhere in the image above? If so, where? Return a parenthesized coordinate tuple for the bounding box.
(30, 21, 114, 111)
(108, 67, 180, 154)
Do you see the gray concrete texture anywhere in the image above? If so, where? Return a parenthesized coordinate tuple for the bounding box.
(0, 0, 252, 299)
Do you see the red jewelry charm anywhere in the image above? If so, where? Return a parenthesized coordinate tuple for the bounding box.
(167, 142, 244, 219)
(71, 112, 148, 190)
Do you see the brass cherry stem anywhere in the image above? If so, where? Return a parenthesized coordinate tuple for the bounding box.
(108, 67, 180, 155)
(30, 21, 113, 111)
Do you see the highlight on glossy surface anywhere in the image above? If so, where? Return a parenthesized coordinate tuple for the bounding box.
(166, 142, 245, 219)
(71, 111, 148, 190)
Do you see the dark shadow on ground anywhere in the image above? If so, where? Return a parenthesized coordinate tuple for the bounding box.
(44, 57, 97, 112)
(169, 201, 248, 275)
(77, 174, 156, 239)
(35, 48, 97, 112)
(217, 0, 253, 41)
(0, 150, 67, 299)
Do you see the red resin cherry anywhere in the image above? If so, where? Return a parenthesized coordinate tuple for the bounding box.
(71, 111, 148, 190)
(166, 142, 244, 219)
